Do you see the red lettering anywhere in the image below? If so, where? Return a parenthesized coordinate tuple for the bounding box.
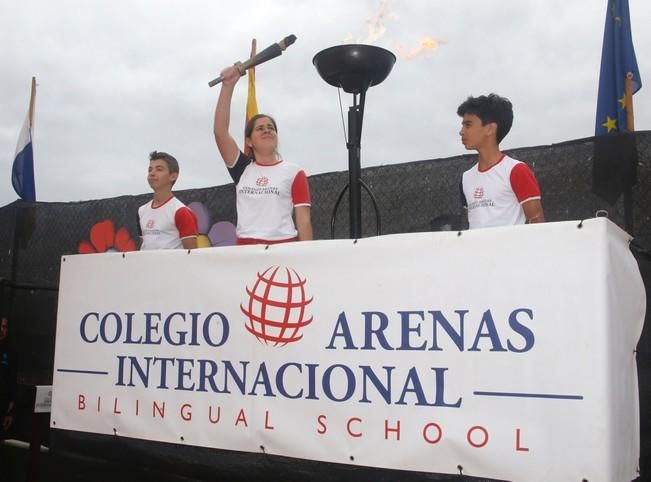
(264, 411, 274, 430)
(153, 401, 165, 418)
(347, 417, 362, 438)
(180, 403, 192, 421)
(78, 394, 86, 410)
(467, 425, 488, 448)
(235, 409, 248, 427)
(384, 419, 400, 441)
(516, 428, 529, 452)
(422, 422, 442, 444)
(113, 397, 121, 415)
(316, 415, 327, 434)
(208, 405, 221, 424)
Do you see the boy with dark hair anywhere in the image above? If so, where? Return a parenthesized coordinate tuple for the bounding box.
(457, 94, 544, 229)
(138, 151, 198, 250)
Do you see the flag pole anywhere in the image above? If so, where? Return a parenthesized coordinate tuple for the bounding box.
(624, 72, 635, 233)
(244, 39, 258, 157)
(249, 39, 257, 69)
(28, 76, 36, 129)
(624, 72, 635, 131)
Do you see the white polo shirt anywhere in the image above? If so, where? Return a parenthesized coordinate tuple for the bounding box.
(228, 152, 311, 242)
(138, 196, 198, 249)
(461, 154, 541, 229)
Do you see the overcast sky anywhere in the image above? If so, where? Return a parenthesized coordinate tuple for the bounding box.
(1, 0, 650, 207)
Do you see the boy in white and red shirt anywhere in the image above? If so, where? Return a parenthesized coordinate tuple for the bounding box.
(138, 151, 198, 250)
(458, 94, 544, 229)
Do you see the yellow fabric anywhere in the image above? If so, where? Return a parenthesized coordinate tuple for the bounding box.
(244, 40, 259, 157)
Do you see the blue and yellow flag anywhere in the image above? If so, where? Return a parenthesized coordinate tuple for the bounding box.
(595, 0, 641, 135)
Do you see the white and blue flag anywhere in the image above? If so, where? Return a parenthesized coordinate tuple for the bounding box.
(12, 80, 36, 202)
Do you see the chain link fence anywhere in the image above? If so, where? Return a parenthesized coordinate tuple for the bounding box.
(2, 131, 649, 292)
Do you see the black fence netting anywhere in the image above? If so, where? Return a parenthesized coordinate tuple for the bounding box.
(2, 131, 650, 290)
(0, 131, 650, 481)
(0, 202, 16, 281)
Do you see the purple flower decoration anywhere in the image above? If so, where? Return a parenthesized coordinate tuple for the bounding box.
(188, 202, 237, 247)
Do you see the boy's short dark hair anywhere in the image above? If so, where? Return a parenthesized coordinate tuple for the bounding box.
(149, 151, 179, 175)
(457, 94, 514, 144)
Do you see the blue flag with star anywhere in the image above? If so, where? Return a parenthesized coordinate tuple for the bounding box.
(595, 0, 641, 135)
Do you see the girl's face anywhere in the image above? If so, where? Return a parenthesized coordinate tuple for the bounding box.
(247, 116, 278, 155)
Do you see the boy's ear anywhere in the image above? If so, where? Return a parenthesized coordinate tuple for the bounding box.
(170, 172, 179, 183)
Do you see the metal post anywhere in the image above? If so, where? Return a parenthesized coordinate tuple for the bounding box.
(346, 90, 367, 239)
(347, 102, 362, 239)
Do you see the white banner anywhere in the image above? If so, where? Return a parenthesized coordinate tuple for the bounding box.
(51, 218, 646, 481)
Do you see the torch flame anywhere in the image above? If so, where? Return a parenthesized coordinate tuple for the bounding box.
(344, 0, 395, 44)
(343, 0, 446, 59)
(364, 0, 391, 43)
(399, 37, 447, 59)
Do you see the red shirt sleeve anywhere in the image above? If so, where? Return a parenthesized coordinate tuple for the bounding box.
(291, 170, 311, 206)
(510, 163, 541, 203)
(175, 207, 198, 239)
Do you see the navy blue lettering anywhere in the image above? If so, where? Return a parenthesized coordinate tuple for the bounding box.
(197, 359, 221, 392)
(507, 308, 535, 352)
(396, 367, 434, 406)
(163, 312, 187, 346)
(123, 313, 142, 344)
(203, 312, 229, 347)
(223, 361, 248, 394)
(359, 365, 394, 404)
(325, 312, 357, 349)
(175, 358, 196, 391)
(362, 312, 393, 350)
(396, 367, 462, 407)
(127, 356, 152, 387)
(188, 312, 201, 346)
(322, 364, 355, 402)
(153, 357, 174, 389)
(432, 367, 462, 407)
(248, 363, 275, 397)
(398, 311, 426, 350)
(276, 363, 303, 399)
(429, 310, 466, 351)
(80, 312, 99, 343)
(100, 312, 122, 344)
(143, 313, 162, 344)
(469, 310, 506, 352)
(116, 355, 126, 386)
(305, 363, 320, 400)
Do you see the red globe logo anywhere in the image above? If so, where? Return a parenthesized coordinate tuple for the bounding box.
(256, 176, 269, 186)
(241, 266, 314, 346)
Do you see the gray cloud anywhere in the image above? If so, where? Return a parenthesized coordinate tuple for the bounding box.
(1, 0, 650, 206)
